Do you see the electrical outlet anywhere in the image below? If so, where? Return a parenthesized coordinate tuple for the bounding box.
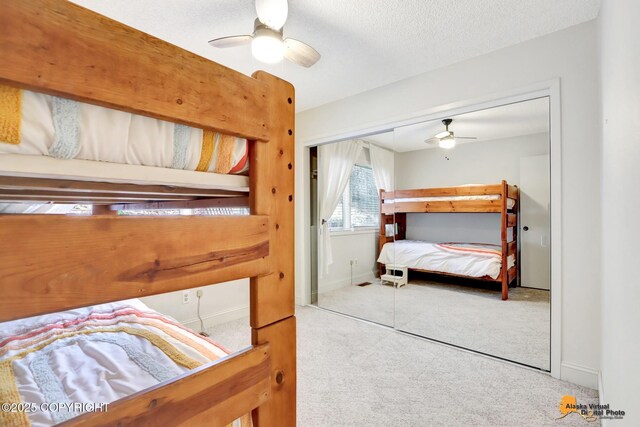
(182, 290, 191, 304)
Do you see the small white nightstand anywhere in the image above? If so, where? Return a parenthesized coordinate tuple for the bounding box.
(381, 264, 408, 288)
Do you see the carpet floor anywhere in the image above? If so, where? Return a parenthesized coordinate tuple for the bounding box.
(318, 279, 550, 370)
(206, 306, 596, 426)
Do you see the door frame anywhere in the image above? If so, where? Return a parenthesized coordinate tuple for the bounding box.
(519, 154, 551, 291)
(297, 79, 562, 379)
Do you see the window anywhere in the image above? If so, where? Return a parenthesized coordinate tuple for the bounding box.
(328, 164, 379, 230)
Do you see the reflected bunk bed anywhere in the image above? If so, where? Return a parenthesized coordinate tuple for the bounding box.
(0, 1, 295, 426)
(378, 181, 519, 300)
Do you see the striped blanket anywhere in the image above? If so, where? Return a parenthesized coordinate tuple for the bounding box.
(0, 299, 250, 427)
(0, 84, 248, 175)
(434, 242, 502, 258)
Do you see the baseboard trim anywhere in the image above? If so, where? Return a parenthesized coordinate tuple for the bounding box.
(597, 371, 608, 426)
(598, 370, 604, 399)
(318, 271, 377, 293)
(181, 305, 249, 330)
(561, 361, 599, 389)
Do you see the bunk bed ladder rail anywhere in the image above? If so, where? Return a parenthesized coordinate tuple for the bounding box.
(500, 180, 519, 300)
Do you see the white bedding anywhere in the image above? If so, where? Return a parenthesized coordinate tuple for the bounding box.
(0, 87, 249, 175)
(378, 240, 515, 280)
(386, 195, 516, 209)
(0, 299, 249, 427)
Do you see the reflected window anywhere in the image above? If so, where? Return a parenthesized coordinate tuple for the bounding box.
(328, 164, 379, 230)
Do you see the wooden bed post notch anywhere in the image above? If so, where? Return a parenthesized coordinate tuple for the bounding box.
(249, 71, 296, 426)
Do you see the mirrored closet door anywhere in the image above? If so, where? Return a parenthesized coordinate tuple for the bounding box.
(312, 134, 396, 327)
(389, 98, 551, 370)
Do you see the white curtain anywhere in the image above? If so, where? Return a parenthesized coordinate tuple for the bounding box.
(369, 143, 395, 193)
(318, 140, 362, 277)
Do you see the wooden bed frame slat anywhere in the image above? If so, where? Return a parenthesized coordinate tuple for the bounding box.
(0, 197, 189, 204)
(382, 184, 503, 199)
(0, 176, 247, 198)
(381, 200, 503, 214)
(0, 190, 197, 201)
(59, 344, 271, 427)
(0, 0, 269, 141)
(0, 215, 270, 322)
(507, 265, 517, 284)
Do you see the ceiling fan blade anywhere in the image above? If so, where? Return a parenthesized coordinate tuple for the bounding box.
(256, 0, 288, 30)
(208, 35, 253, 48)
(434, 130, 451, 139)
(424, 137, 440, 145)
(455, 136, 478, 140)
(283, 38, 320, 67)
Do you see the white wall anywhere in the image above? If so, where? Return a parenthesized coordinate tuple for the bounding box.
(395, 133, 548, 188)
(141, 279, 249, 331)
(296, 21, 601, 387)
(317, 231, 378, 294)
(599, 0, 640, 424)
(396, 133, 548, 245)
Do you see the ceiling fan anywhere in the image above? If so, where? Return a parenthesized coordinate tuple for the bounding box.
(424, 118, 477, 149)
(208, 0, 320, 67)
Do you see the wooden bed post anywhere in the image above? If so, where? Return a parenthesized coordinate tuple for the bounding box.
(249, 71, 296, 426)
(513, 187, 520, 287)
(500, 180, 509, 300)
(379, 189, 386, 277)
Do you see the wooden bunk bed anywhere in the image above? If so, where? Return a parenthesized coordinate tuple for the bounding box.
(378, 181, 519, 300)
(0, 1, 295, 426)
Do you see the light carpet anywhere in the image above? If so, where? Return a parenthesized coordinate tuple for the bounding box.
(206, 306, 596, 426)
(318, 280, 550, 370)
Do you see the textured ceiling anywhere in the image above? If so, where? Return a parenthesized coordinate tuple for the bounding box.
(72, 0, 600, 111)
(368, 97, 549, 152)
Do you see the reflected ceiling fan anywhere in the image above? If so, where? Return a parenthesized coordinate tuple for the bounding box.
(424, 118, 477, 149)
(208, 0, 320, 67)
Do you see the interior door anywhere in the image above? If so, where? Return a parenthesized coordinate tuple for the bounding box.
(519, 154, 550, 290)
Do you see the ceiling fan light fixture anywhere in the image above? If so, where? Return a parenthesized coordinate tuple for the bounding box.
(251, 31, 284, 64)
(209, 0, 319, 67)
(439, 136, 456, 149)
(255, 0, 288, 30)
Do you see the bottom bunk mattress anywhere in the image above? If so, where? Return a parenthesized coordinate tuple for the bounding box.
(377, 240, 515, 280)
(0, 299, 251, 427)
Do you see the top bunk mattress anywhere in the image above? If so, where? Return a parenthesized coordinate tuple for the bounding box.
(385, 194, 516, 209)
(0, 299, 250, 427)
(0, 84, 249, 176)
